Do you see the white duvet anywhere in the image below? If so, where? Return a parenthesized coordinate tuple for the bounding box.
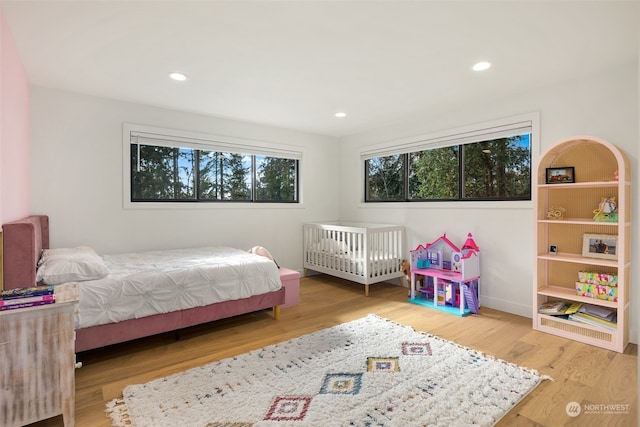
(77, 247, 281, 329)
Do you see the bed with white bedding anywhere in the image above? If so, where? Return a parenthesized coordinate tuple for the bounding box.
(2, 215, 287, 352)
(74, 246, 281, 329)
(303, 222, 405, 296)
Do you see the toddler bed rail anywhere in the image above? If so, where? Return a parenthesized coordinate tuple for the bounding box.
(303, 222, 405, 296)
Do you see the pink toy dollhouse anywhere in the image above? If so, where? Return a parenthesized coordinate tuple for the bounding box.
(408, 233, 480, 316)
(410, 233, 459, 270)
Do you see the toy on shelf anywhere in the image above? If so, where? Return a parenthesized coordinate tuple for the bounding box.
(408, 233, 480, 316)
(593, 197, 618, 222)
(546, 206, 567, 220)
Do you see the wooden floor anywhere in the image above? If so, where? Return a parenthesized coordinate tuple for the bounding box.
(32, 275, 637, 427)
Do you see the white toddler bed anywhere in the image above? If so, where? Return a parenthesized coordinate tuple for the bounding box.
(303, 222, 405, 295)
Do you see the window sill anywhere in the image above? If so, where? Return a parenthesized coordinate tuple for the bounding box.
(358, 200, 532, 210)
(123, 201, 305, 210)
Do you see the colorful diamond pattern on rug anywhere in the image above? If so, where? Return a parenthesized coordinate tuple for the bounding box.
(263, 396, 312, 421)
(402, 342, 432, 356)
(319, 372, 363, 395)
(366, 356, 400, 373)
(107, 315, 550, 427)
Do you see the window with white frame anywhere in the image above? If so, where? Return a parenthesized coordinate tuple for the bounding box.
(363, 115, 535, 202)
(125, 124, 301, 204)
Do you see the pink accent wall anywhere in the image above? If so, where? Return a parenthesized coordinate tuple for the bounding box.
(0, 8, 31, 224)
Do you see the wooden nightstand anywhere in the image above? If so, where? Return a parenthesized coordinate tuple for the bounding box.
(0, 300, 77, 426)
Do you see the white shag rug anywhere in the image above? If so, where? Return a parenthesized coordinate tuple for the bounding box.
(107, 314, 550, 427)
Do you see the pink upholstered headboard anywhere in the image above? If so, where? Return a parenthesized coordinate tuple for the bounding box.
(2, 215, 49, 290)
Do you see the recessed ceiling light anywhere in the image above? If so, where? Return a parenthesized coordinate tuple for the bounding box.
(335, 112, 347, 118)
(169, 72, 188, 81)
(472, 61, 491, 71)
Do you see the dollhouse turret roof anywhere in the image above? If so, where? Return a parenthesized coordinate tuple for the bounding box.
(461, 233, 480, 252)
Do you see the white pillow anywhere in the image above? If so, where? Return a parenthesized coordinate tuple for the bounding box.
(36, 246, 109, 285)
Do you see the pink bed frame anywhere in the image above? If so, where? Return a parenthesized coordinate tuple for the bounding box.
(2, 215, 288, 352)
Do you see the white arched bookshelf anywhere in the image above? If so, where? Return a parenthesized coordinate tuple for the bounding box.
(533, 136, 631, 352)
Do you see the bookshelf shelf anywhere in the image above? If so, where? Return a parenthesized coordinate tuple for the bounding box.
(536, 252, 619, 268)
(537, 285, 618, 309)
(537, 218, 619, 226)
(538, 181, 619, 189)
(533, 136, 631, 352)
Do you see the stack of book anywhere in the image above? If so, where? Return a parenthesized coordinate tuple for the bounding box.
(575, 270, 618, 302)
(568, 304, 617, 330)
(538, 301, 566, 315)
(538, 301, 582, 317)
(0, 285, 56, 311)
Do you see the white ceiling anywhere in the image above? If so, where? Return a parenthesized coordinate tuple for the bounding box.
(2, 1, 638, 137)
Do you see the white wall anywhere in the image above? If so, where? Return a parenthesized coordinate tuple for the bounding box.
(29, 62, 638, 345)
(338, 62, 638, 344)
(29, 87, 340, 271)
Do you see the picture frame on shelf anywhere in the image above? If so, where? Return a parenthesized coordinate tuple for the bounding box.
(546, 166, 575, 184)
(582, 233, 618, 260)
